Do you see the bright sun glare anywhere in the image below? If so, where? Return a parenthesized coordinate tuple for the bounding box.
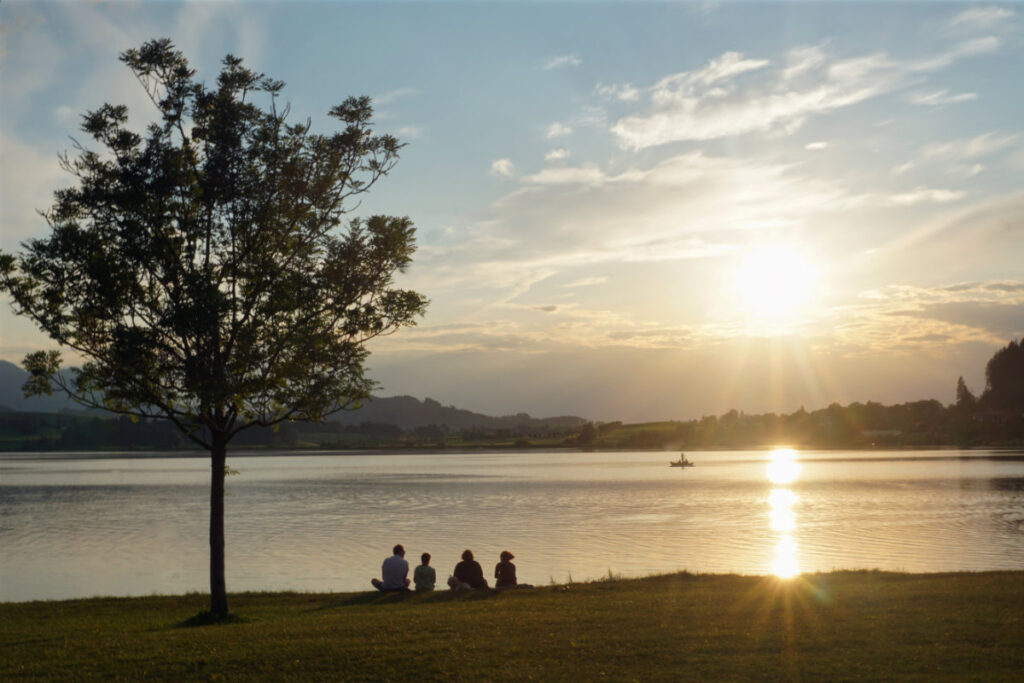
(767, 447, 801, 484)
(734, 246, 819, 318)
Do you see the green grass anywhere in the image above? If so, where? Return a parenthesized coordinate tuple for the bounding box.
(2, 571, 1022, 681)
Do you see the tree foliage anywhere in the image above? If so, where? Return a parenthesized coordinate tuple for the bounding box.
(955, 375, 977, 412)
(1, 38, 426, 442)
(981, 339, 1024, 411)
(0, 39, 427, 614)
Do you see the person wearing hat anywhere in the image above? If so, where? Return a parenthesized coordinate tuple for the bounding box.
(494, 550, 517, 588)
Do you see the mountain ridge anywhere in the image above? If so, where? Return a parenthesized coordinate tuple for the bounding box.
(0, 360, 588, 430)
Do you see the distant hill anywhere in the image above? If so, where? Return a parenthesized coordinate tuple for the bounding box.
(0, 360, 587, 430)
(0, 360, 87, 413)
(330, 395, 587, 432)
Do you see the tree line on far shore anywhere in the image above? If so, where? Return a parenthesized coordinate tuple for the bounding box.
(4, 339, 1021, 452)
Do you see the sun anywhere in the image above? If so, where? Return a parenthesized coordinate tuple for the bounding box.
(734, 246, 819, 318)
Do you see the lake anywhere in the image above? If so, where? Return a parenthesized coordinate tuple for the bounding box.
(1, 448, 1023, 602)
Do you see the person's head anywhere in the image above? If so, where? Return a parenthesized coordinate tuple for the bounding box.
(461, 549, 474, 561)
(421, 552, 431, 565)
(500, 550, 514, 562)
(393, 544, 405, 557)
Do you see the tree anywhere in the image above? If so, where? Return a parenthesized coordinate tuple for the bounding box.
(980, 339, 1024, 411)
(0, 39, 427, 616)
(955, 375, 977, 413)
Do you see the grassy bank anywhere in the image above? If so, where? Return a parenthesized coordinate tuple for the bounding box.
(3, 571, 1022, 680)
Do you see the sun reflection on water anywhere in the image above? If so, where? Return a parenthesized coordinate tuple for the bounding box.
(767, 448, 800, 578)
(769, 488, 797, 532)
(766, 447, 801, 484)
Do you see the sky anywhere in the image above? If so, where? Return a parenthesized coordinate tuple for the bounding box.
(1, 1, 1023, 422)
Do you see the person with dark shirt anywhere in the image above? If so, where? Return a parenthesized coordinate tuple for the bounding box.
(451, 549, 488, 589)
(494, 550, 517, 588)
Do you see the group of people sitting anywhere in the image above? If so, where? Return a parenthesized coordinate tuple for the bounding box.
(370, 544, 523, 592)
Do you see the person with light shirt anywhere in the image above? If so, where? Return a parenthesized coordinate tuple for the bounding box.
(371, 544, 411, 591)
(414, 552, 436, 592)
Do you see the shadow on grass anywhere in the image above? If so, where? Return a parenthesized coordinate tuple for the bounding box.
(313, 589, 500, 611)
(176, 611, 249, 628)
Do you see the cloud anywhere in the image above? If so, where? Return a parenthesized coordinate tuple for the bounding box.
(885, 188, 965, 206)
(396, 126, 423, 139)
(416, 150, 853, 304)
(819, 280, 1024, 357)
(546, 122, 572, 138)
(532, 305, 558, 313)
(805, 142, 828, 150)
(922, 132, 1018, 161)
(543, 54, 582, 70)
(612, 40, 1002, 149)
(522, 165, 605, 186)
(490, 158, 516, 178)
(544, 148, 570, 163)
(893, 302, 1024, 339)
(372, 88, 419, 105)
(782, 44, 828, 81)
(595, 83, 640, 101)
(563, 277, 608, 288)
(909, 90, 977, 106)
(891, 132, 1018, 176)
(912, 37, 1000, 71)
(948, 6, 1015, 30)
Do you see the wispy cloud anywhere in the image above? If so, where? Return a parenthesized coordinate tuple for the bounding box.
(396, 126, 423, 139)
(611, 40, 1001, 149)
(544, 148, 570, 163)
(805, 141, 828, 150)
(543, 54, 582, 70)
(884, 187, 965, 206)
(909, 89, 977, 106)
(922, 132, 1018, 160)
(563, 276, 608, 288)
(420, 150, 851, 301)
(546, 122, 573, 138)
(522, 165, 605, 186)
(372, 88, 419, 105)
(948, 6, 1015, 30)
(892, 132, 1018, 175)
(595, 82, 640, 101)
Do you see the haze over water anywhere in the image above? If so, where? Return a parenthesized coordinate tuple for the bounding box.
(2, 449, 1022, 602)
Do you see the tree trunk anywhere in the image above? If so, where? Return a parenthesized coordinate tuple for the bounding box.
(209, 434, 228, 616)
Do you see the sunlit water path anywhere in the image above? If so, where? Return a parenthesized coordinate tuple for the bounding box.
(2, 449, 1022, 602)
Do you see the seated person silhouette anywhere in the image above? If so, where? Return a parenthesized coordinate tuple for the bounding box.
(494, 550, 517, 588)
(371, 544, 411, 591)
(414, 552, 436, 592)
(448, 549, 488, 590)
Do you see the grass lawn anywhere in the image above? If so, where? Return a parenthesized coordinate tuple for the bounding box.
(2, 571, 1022, 681)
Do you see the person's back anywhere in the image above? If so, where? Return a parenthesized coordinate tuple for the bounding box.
(453, 549, 488, 589)
(372, 544, 411, 591)
(494, 550, 517, 588)
(414, 552, 436, 592)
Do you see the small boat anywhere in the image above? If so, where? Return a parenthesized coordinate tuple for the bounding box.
(669, 453, 694, 468)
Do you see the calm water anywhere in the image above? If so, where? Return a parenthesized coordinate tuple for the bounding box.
(1, 448, 1023, 602)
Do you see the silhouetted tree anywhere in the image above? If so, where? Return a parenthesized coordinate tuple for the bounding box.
(980, 339, 1024, 411)
(0, 39, 427, 616)
(955, 375, 977, 412)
